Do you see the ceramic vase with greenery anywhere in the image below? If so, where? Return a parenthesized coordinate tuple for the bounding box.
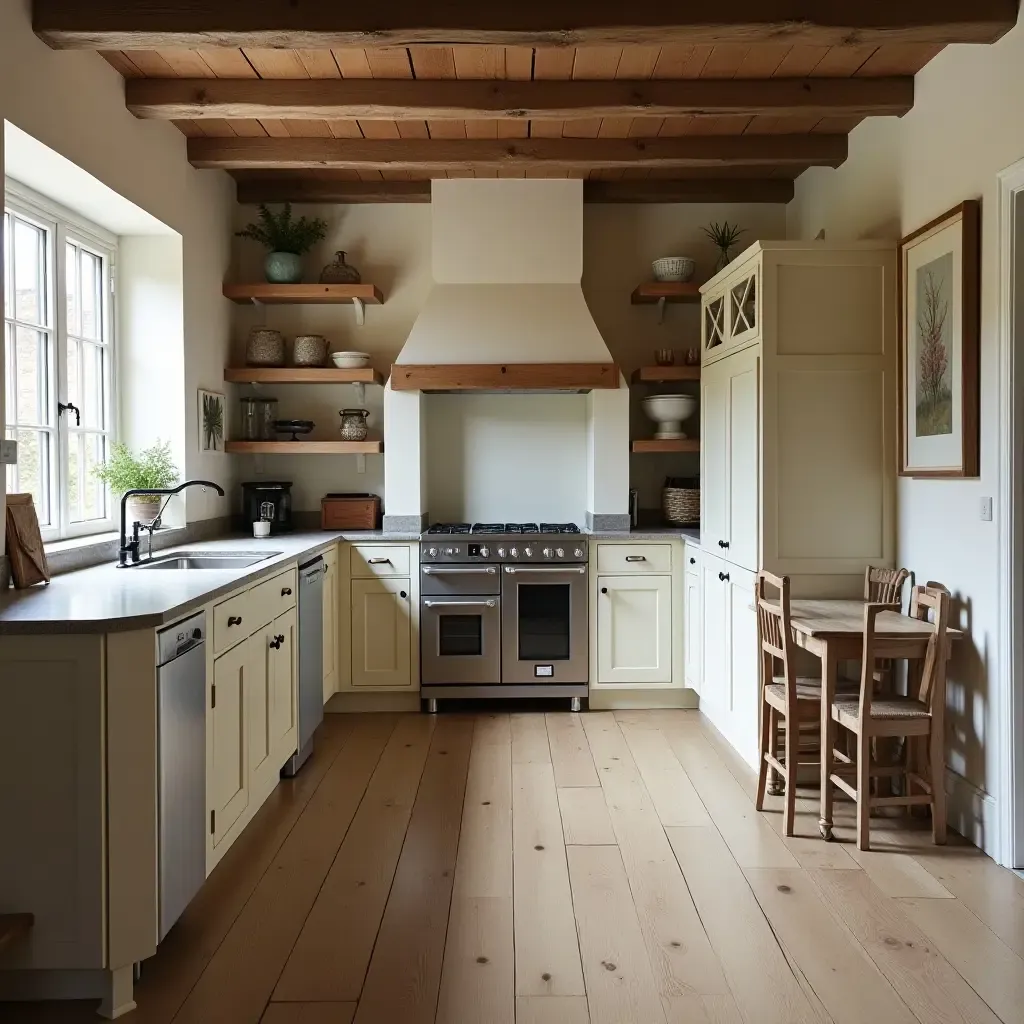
(94, 440, 179, 525)
(703, 221, 746, 272)
(236, 203, 329, 284)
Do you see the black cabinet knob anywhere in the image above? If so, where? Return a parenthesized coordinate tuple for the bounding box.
(281, 587, 292, 596)
(601, 587, 608, 594)
(718, 571, 730, 582)
(400, 590, 408, 599)
(721, 541, 730, 549)
(689, 557, 696, 565)
(228, 616, 242, 627)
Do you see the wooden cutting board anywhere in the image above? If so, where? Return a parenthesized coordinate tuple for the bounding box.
(5, 493, 50, 589)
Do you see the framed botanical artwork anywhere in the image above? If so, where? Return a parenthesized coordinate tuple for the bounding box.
(898, 200, 980, 477)
(199, 389, 225, 453)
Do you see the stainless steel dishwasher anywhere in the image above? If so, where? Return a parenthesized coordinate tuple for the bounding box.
(283, 554, 325, 776)
(156, 612, 207, 940)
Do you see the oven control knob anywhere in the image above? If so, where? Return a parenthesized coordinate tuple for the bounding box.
(574, 547, 584, 559)
(479, 546, 489, 558)
(497, 547, 506, 558)
(542, 547, 553, 558)
(428, 547, 438, 558)
(524, 547, 533, 558)
(510, 547, 519, 558)
(556, 548, 565, 558)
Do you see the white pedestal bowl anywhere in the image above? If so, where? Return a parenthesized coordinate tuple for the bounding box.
(642, 394, 698, 439)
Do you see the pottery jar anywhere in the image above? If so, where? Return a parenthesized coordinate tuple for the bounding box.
(246, 328, 286, 367)
(319, 250, 361, 284)
(338, 408, 370, 441)
(264, 251, 303, 284)
(292, 334, 328, 367)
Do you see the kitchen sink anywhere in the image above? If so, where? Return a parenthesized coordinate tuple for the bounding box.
(134, 551, 281, 570)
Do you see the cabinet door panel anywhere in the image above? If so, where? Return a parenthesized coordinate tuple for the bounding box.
(322, 549, 338, 703)
(701, 362, 729, 553)
(351, 578, 413, 689)
(211, 642, 249, 848)
(270, 608, 297, 761)
(727, 351, 760, 572)
(248, 628, 272, 787)
(726, 567, 760, 766)
(684, 572, 701, 692)
(596, 575, 672, 686)
(700, 557, 729, 714)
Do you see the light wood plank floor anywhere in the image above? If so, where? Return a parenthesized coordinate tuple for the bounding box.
(4, 710, 1024, 1024)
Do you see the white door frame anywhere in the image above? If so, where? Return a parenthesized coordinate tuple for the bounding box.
(997, 157, 1024, 869)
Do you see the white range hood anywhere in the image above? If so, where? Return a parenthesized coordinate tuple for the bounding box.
(393, 179, 618, 391)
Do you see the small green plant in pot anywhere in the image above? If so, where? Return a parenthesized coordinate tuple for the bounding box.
(703, 221, 746, 272)
(94, 440, 179, 525)
(236, 203, 329, 284)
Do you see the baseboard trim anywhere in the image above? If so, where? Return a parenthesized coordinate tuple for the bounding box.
(946, 768, 998, 856)
(588, 688, 699, 711)
(325, 691, 421, 713)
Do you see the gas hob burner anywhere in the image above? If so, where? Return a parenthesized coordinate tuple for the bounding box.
(470, 523, 506, 535)
(425, 522, 471, 535)
(540, 523, 581, 534)
(505, 523, 540, 534)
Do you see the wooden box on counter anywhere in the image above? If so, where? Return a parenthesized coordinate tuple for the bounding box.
(321, 493, 381, 531)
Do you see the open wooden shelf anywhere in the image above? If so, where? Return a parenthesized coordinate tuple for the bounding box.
(224, 367, 383, 385)
(390, 362, 619, 392)
(631, 438, 700, 454)
(630, 365, 701, 384)
(631, 282, 703, 305)
(225, 440, 383, 455)
(223, 283, 384, 305)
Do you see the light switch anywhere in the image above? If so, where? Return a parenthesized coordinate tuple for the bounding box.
(0, 439, 16, 465)
(980, 496, 993, 521)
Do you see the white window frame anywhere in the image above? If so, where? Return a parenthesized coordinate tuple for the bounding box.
(4, 179, 118, 541)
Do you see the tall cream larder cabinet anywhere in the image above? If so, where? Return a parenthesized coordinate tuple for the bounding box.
(699, 241, 897, 766)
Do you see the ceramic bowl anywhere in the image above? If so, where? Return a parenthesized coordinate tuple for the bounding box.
(331, 351, 372, 369)
(642, 394, 698, 439)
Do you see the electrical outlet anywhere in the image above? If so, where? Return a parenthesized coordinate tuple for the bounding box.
(980, 496, 994, 522)
(0, 439, 17, 465)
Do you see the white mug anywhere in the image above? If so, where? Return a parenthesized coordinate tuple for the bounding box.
(253, 520, 271, 538)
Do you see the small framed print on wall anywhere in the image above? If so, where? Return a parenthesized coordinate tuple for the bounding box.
(898, 199, 981, 477)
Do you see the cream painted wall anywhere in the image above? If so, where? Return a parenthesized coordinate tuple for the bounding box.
(788, 20, 1024, 819)
(0, 0, 236, 533)
(233, 200, 786, 514)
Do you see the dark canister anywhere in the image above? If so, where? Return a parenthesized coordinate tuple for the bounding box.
(241, 481, 293, 534)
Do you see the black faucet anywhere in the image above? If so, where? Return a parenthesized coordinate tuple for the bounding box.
(118, 481, 226, 567)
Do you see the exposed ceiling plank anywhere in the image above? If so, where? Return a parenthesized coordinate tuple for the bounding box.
(34, 1, 1019, 50)
(191, 133, 846, 170)
(233, 175, 795, 203)
(125, 76, 914, 120)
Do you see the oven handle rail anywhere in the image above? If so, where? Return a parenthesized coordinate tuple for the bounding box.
(502, 565, 587, 575)
(422, 598, 499, 609)
(422, 565, 498, 575)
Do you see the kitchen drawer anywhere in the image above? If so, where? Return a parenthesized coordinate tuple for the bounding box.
(212, 590, 256, 656)
(350, 545, 411, 578)
(251, 567, 298, 626)
(596, 544, 672, 574)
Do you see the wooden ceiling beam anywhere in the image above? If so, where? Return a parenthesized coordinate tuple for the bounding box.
(233, 176, 795, 205)
(126, 77, 914, 121)
(34, 1, 1019, 49)
(190, 135, 847, 171)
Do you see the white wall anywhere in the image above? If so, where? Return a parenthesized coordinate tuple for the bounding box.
(0, 0, 236, 532)
(787, 19, 1024, 840)
(233, 200, 787, 514)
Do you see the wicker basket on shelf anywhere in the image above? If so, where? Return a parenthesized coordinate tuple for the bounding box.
(662, 476, 700, 525)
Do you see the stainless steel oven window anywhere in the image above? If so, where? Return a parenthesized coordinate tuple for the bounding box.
(518, 583, 571, 660)
(438, 614, 483, 657)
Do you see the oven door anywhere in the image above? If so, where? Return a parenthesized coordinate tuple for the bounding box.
(500, 564, 589, 684)
(420, 595, 501, 686)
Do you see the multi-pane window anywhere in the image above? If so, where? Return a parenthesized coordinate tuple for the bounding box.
(4, 184, 116, 540)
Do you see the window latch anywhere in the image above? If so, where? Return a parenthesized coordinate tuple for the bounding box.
(58, 402, 81, 426)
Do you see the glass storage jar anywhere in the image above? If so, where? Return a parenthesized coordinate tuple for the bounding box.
(239, 396, 279, 440)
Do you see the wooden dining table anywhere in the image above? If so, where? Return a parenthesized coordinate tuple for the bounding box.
(787, 599, 965, 836)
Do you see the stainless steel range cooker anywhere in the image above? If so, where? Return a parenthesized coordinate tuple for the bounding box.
(420, 523, 588, 710)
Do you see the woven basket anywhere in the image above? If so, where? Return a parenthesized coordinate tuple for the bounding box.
(662, 486, 700, 525)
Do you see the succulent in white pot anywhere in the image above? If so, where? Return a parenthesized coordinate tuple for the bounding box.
(236, 203, 328, 284)
(93, 440, 179, 525)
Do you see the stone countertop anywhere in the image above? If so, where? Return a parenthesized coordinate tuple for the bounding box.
(586, 526, 701, 544)
(0, 530, 418, 635)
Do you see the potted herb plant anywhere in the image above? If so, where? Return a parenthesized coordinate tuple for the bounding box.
(94, 440, 179, 525)
(703, 221, 746, 273)
(236, 203, 329, 284)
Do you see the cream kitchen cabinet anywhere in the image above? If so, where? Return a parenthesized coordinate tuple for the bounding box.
(322, 544, 339, 703)
(596, 575, 673, 686)
(351, 577, 413, 689)
(210, 638, 251, 850)
(684, 548, 701, 693)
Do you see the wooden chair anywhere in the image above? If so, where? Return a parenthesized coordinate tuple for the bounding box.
(864, 565, 910, 605)
(754, 571, 857, 836)
(823, 588, 950, 850)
